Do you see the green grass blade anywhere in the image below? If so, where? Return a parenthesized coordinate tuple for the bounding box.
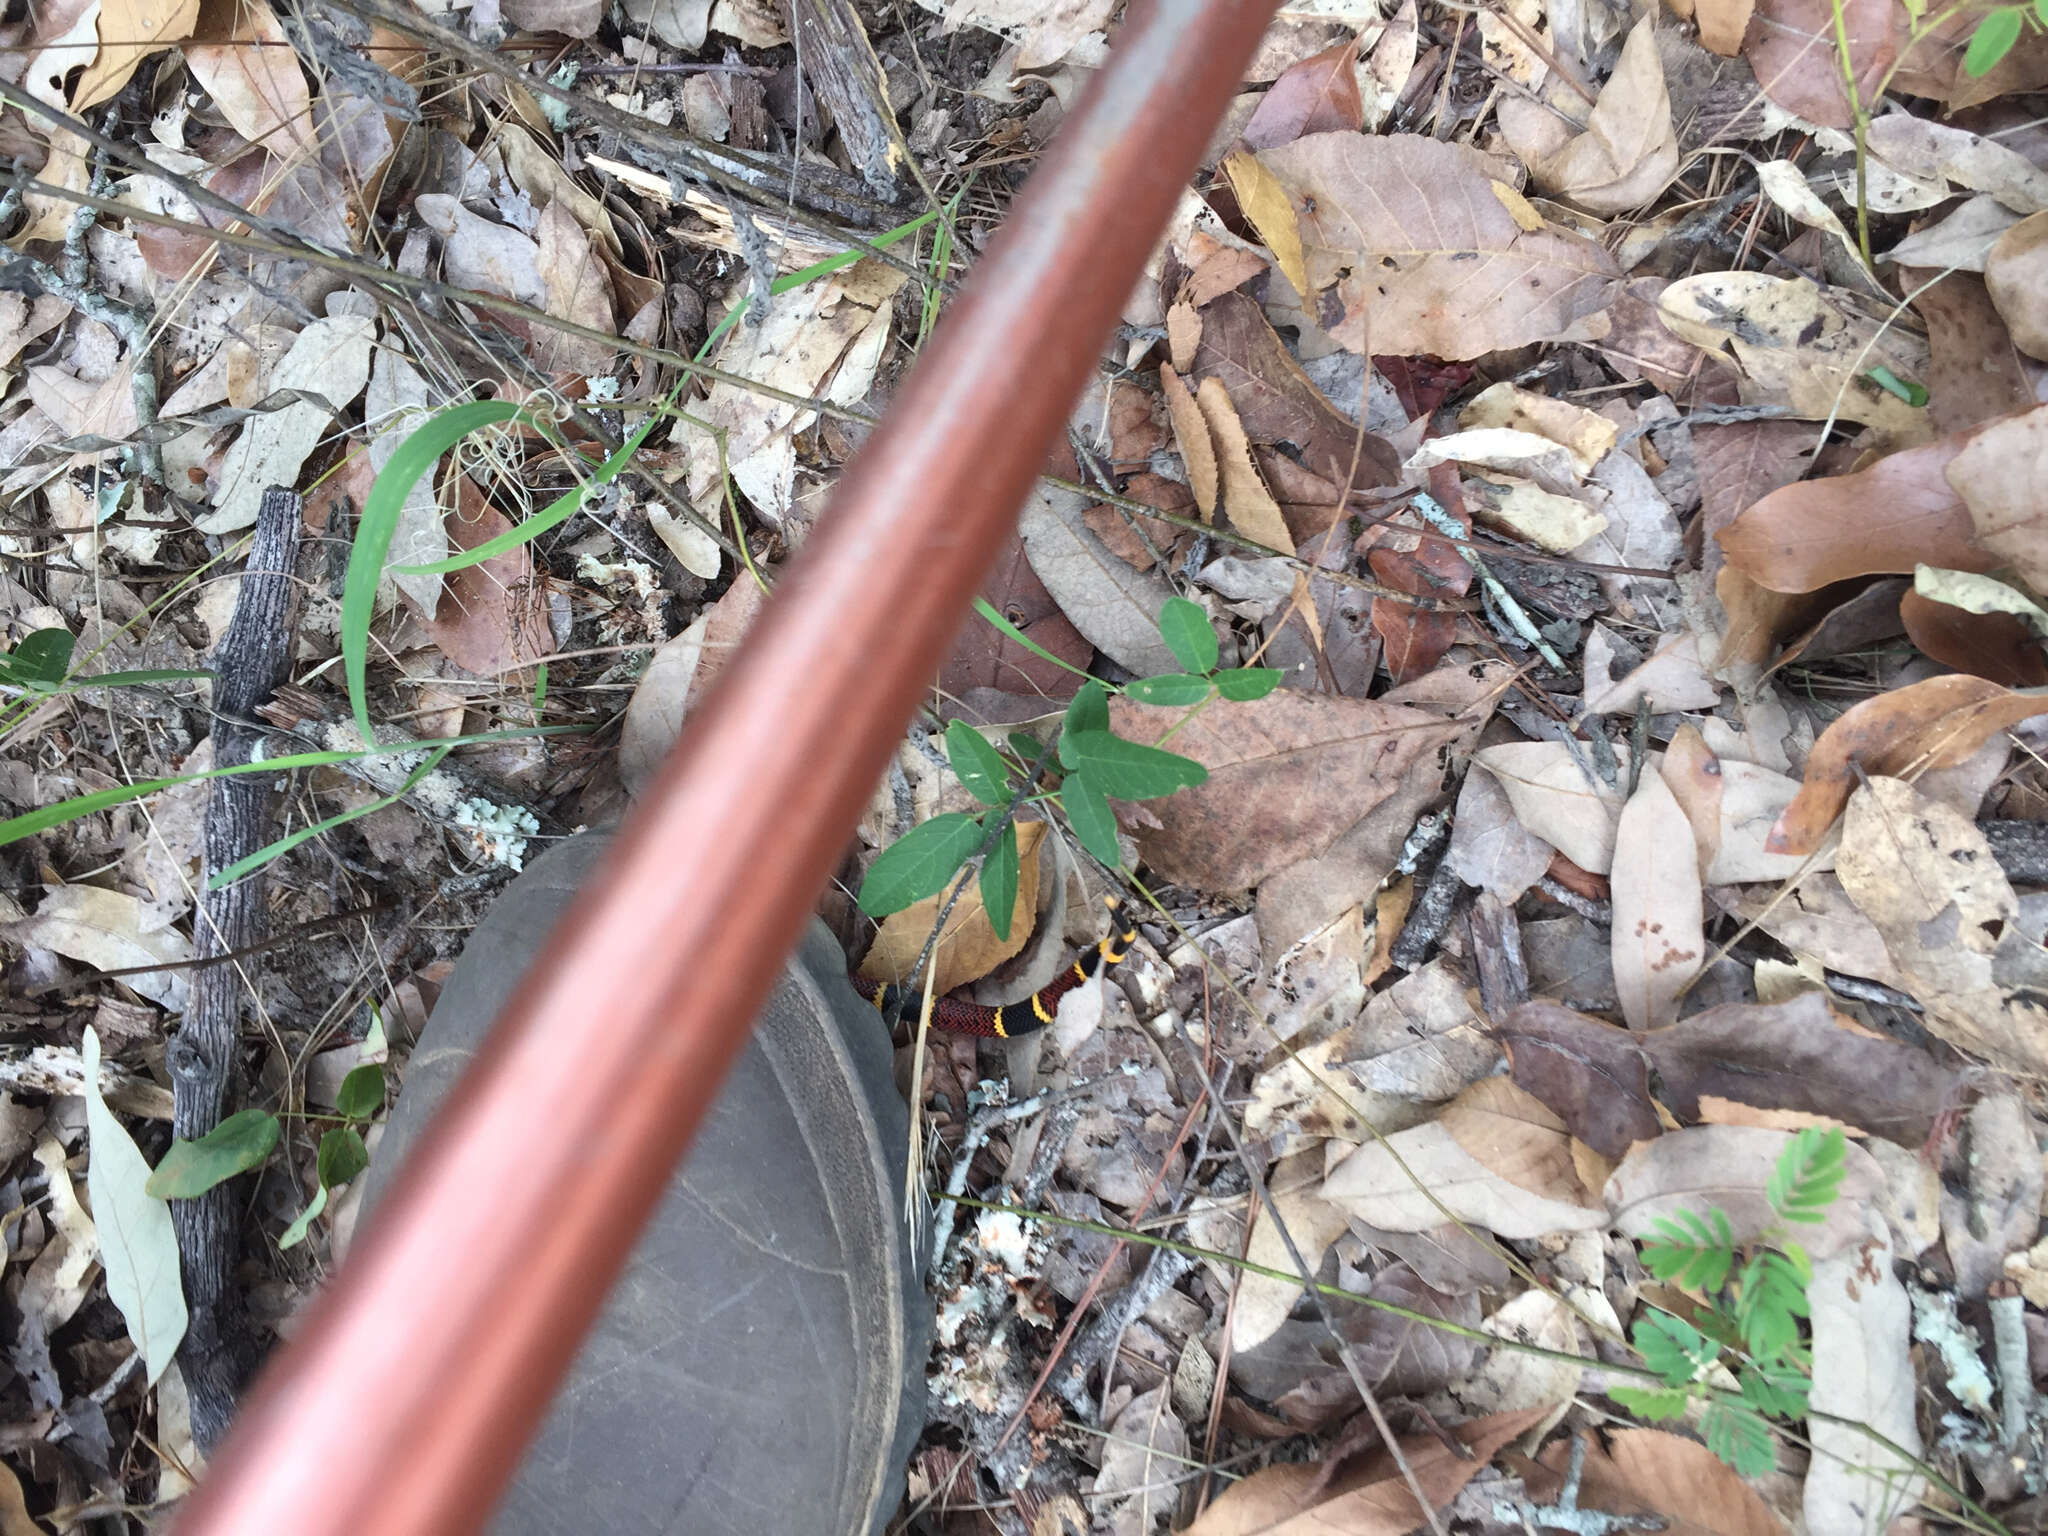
(394, 380, 687, 578)
(206, 746, 453, 888)
(347, 399, 526, 739)
(973, 597, 1096, 681)
(0, 727, 576, 849)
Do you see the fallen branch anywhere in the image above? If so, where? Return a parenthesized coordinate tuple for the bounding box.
(171, 484, 309, 1449)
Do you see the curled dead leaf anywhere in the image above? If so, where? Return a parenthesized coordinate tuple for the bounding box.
(1768, 674, 2048, 854)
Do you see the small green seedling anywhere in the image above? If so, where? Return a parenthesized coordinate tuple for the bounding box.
(1962, 0, 2047, 75)
(857, 597, 1281, 939)
(1610, 1125, 1849, 1475)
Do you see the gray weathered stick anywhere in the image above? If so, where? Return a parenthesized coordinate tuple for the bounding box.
(171, 484, 307, 1448)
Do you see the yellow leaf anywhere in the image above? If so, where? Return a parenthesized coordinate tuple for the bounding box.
(1159, 365, 1215, 521)
(1195, 377, 1294, 556)
(71, 0, 200, 110)
(1222, 149, 1310, 302)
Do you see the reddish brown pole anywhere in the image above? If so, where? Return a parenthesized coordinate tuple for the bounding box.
(173, 1, 1277, 1528)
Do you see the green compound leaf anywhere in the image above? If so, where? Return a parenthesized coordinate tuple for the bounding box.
(945, 721, 1012, 808)
(347, 399, 525, 740)
(1062, 770, 1121, 866)
(1965, 6, 2023, 74)
(1634, 1312, 1718, 1385)
(1059, 731, 1207, 800)
(1734, 1249, 1811, 1361)
(1703, 1402, 1777, 1477)
(335, 1064, 386, 1123)
(1158, 596, 1219, 675)
(1125, 673, 1214, 707)
(145, 1109, 280, 1199)
(1769, 1125, 1847, 1225)
(1007, 729, 1046, 765)
(857, 813, 983, 916)
(316, 1126, 369, 1190)
(1214, 667, 1283, 701)
(980, 819, 1019, 943)
(1061, 679, 1111, 758)
(1609, 1383, 1692, 1422)
(1740, 1358, 1811, 1418)
(1642, 1207, 1735, 1293)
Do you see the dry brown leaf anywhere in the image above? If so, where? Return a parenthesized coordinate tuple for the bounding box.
(1942, 1091, 2041, 1298)
(1716, 432, 1988, 594)
(1708, 874, 1904, 990)
(1607, 1124, 1885, 1260)
(185, 0, 314, 155)
(1610, 771, 1702, 1030)
(1986, 210, 2048, 360)
(1768, 674, 2048, 854)
(1234, 1150, 1353, 1353)
(1532, 1428, 1790, 1536)
(860, 822, 1046, 996)
(1160, 364, 1216, 520)
(1258, 133, 1621, 360)
(1502, 16, 1677, 215)
(1018, 483, 1180, 677)
(1183, 1406, 1552, 1536)
(1582, 631, 1719, 717)
(1658, 273, 1929, 439)
(1905, 269, 2042, 434)
(1866, 116, 2048, 216)
(1498, 1000, 1661, 1159)
(1945, 402, 2048, 587)
(1108, 691, 1459, 890)
(1806, 1235, 1922, 1535)
(1322, 1078, 1607, 1238)
(1471, 741, 1630, 875)
(425, 477, 554, 681)
(1458, 382, 1618, 475)
(620, 616, 706, 797)
(1443, 764, 1554, 901)
(1196, 377, 1294, 556)
(1743, 0, 1896, 129)
(1884, 194, 2020, 271)
(1222, 148, 1311, 303)
(204, 313, 374, 535)
(1658, 724, 1722, 877)
(3, 886, 191, 1010)
(1189, 290, 1400, 518)
(1694, 0, 1753, 54)
(1182, 244, 1268, 307)
(1836, 776, 2048, 1075)
(1644, 991, 1959, 1148)
(72, 0, 198, 109)
(937, 534, 1088, 709)
(1242, 36, 1363, 150)
(1899, 587, 2048, 687)
(533, 199, 617, 379)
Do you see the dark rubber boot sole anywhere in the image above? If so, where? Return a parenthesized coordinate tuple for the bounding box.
(358, 831, 929, 1535)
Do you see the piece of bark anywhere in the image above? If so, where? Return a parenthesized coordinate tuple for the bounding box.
(171, 485, 308, 1449)
(791, 0, 904, 197)
(1465, 892, 1529, 1017)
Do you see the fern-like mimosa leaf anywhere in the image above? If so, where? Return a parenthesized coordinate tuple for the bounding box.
(1768, 1126, 1847, 1225)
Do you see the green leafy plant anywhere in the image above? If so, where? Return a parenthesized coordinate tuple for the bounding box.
(1962, 0, 2046, 75)
(856, 597, 1280, 938)
(0, 626, 209, 699)
(1610, 1126, 1849, 1476)
(145, 1054, 390, 1252)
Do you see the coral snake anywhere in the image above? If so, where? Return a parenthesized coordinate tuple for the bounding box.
(852, 906, 1139, 1039)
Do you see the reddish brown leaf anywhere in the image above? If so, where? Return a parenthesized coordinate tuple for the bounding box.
(1716, 434, 1991, 594)
(1644, 991, 1960, 1147)
(1190, 290, 1400, 504)
(1769, 674, 2048, 853)
(1893, 8, 2048, 108)
(1905, 270, 2041, 435)
(936, 533, 1088, 708)
(1743, 0, 1897, 129)
(1242, 37, 1364, 150)
(425, 477, 553, 678)
(1109, 691, 1461, 890)
(1367, 466, 1472, 684)
(1499, 1000, 1661, 1159)
(1183, 1405, 1552, 1535)
(1899, 588, 2048, 687)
